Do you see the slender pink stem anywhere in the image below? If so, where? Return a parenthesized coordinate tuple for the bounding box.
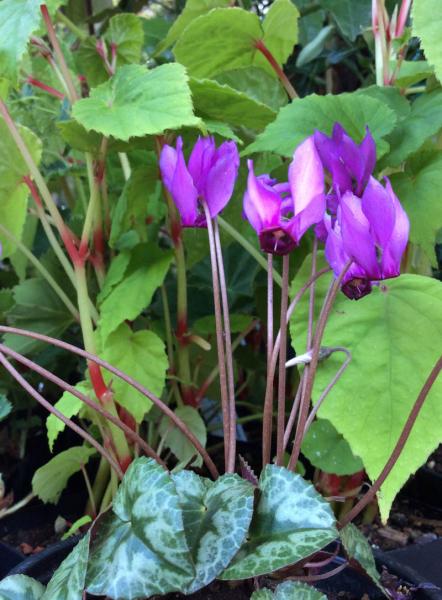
(267, 254, 274, 375)
(276, 254, 290, 466)
(0, 325, 219, 479)
(0, 351, 123, 479)
(340, 354, 442, 528)
(26, 76, 65, 99)
(0, 343, 165, 468)
(283, 372, 305, 451)
(203, 203, 230, 472)
(395, 0, 412, 38)
(214, 218, 236, 472)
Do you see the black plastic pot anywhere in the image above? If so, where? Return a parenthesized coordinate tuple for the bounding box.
(0, 541, 23, 579)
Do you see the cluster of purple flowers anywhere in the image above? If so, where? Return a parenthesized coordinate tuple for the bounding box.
(160, 125, 409, 300)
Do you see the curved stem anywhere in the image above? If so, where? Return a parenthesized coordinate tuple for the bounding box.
(0, 350, 123, 479)
(0, 326, 219, 479)
(283, 371, 305, 451)
(261, 266, 331, 467)
(218, 216, 283, 287)
(339, 354, 442, 528)
(0, 343, 165, 468)
(0, 222, 79, 321)
(276, 254, 290, 466)
(254, 39, 298, 100)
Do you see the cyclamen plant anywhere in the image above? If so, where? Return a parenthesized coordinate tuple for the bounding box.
(0, 0, 441, 599)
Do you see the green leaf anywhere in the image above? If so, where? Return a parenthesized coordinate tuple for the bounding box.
(0, 0, 41, 83)
(296, 24, 335, 67)
(32, 446, 96, 504)
(46, 381, 92, 452)
(75, 13, 144, 87)
(157, 0, 231, 53)
(221, 465, 337, 579)
(72, 64, 201, 141)
(204, 120, 242, 143)
(0, 395, 12, 422)
(159, 406, 207, 468)
(0, 121, 42, 258)
(382, 90, 442, 167)
(412, 0, 442, 83)
(4, 278, 74, 355)
(290, 268, 442, 522)
(393, 60, 434, 88)
(143, 17, 172, 52)
(355, 85, 411, 118)
(215, 66, 288, 110)
(302, 418, 363, 475)
(61, 516, 93, 540)
(340, 524, 384, 592)
(190, 78, 276, 130)
(319, 0, 371, 40)
(244, 93, 397, 158)
(274, 581, 327, 599)
(173, 471, 254, 592)
(98, 243, 173, 341)
(390, 150, 442, 260)
(109, 166, 164, 250)
(251, 591, 274, 600)
(97, 251, 131, 304)
(0, 289, 14, 321)
(193, 314, 253, 335)
(42, 532, 91, 600)
(0, 575, 44, 600)
(86, 458, 194, 599)
(257, 0, 299, 74)
(102, 324, 168, 423)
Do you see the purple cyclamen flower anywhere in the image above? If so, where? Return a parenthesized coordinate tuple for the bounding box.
(243, 136, 325, 255)
(159, 136, 239, 227)
(325, 176, 409, 299)
(314, 123, 376, 196)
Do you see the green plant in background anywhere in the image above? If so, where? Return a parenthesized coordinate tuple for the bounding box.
(0, 0, 441, 598)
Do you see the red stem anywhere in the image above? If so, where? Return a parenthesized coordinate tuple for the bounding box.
(254, 39, 298, 100)
(26, 77, 64, 100)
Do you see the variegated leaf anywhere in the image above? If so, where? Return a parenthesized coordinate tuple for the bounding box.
(221, 465, 337, 579)
(340, 523, 385, 594)
(0, 575, 44, 600)
(252, 582, 327, 599)
(42, 532, 90, 600)
(86, 458, 194, 599)
(173, 471, 254, 592)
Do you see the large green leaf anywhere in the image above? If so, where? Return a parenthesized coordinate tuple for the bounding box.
(46, 381, 92, 452)
(159, 406, 207, 468)
(32, 446, 96, 504)
(86, 458, 194, 599)
(157, 0, 231, 52)
(173, 471, 254, 592)
(72, 63, 201, 141)
(190, 78, 276, 130)
(319, 0, 371, 40)
(102, 324, 168, 423)
(0, 575, 44, 600)
(75, 14, 144, 87)
(174, 3, 298, 80)
(413, 0, 442, 83)
(0, 121, 42, 258)
(252, 581, 327, 599)
(42, 533, 91, 600)
(390, 150, 442, 260)
(98, 243, 173, 341)
(0, 394, 12, 422)
(0, 0, 41, 83)
(290, 265, 442, 522)
(215, 67, 287, 110)
(302, 418, 363, 475)
(340, 524, 383, 592)
(244, 93, 397, 158)
(382, 90, 442, 167)
(221, 465, 337, 579)
(4, 278, 74, 355)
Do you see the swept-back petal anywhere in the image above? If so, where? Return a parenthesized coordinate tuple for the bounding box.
(243, 160, 282, 233)
(381, 178, 410, 277)
(204, 140, 239, 218)
(188, 136, 215, 196)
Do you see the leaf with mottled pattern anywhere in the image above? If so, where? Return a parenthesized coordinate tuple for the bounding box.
(341, 524, 385, 593)
(0, 575, 44, 600)
(42, 533, 91, 600)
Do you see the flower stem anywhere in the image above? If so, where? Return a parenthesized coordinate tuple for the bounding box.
(214, 218, 236, 472)
(254, 39, 298, 100)
(267, 254, 274, 369)
(218, 216, 283, 287)
(276, 254, 290, 466)
(288, 261, 352, 471)
(203, 203, 231, 472)
(56, 9, 88, 41)
(340, 354, 442, 528)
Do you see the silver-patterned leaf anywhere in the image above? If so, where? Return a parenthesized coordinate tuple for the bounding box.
(173, 471, 254, 592)
(86, 458, 194, 599)
(340, 523, 385, 594)
(42, 532, 90, 600)
(221, 465, 337, 579)
(251, 590, 274, 599)
(251, 582, 327, 599)
(0, 575, 44, 600)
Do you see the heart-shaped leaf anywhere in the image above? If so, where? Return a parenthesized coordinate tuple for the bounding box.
(221, 465, 337, 579)
(251, 581, 327, 599)
(42, 533, 91, 600)
(340, 524, 385, 593)
(0, 575, 44, 600)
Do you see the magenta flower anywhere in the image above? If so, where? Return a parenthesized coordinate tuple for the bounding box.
(325, 176, 409, 299)
(159, 136, 239, 227)
(314, 123, 376, 196)
(243, 137, 325, 255)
